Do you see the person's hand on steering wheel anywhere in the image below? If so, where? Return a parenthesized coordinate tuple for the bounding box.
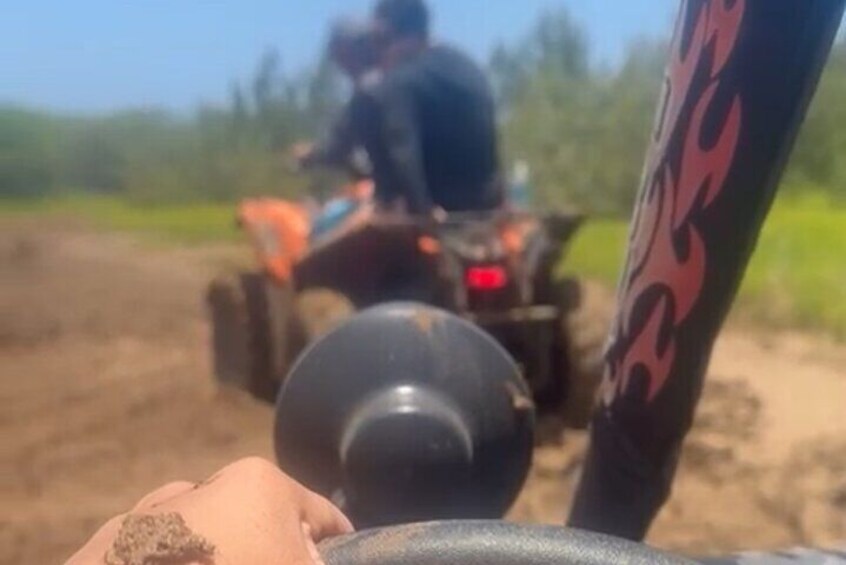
(66, 458, 353, 565)
(67, 455, 690, 564)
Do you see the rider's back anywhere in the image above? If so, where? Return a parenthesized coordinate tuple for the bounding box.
(381, 45, 502, 212)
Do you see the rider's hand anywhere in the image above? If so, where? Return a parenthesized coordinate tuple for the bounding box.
(291, 141, 316, 165)
(431, 206, 448, 224)
(66, 457, 353, 565)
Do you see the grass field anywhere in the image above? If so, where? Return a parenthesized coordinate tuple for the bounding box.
(0, 195, 240, 243)
(2, 193, 844, 338)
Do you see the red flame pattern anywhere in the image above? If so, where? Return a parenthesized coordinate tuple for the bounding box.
(603, 0, 746, 405)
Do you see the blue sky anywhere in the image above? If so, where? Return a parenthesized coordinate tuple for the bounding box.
(0, 1, 839, 114)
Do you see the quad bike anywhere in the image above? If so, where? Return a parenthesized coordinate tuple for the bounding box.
(211, 0, 845, 562)
(207, 187, 604, 427)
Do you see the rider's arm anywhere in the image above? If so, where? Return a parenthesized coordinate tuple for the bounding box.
(300, 100, 358, 171)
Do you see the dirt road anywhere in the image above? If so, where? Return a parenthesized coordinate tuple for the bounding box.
(2, 221, 844, 563)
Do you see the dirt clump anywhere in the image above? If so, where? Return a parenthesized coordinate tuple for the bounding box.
(104, 513, 215, 565)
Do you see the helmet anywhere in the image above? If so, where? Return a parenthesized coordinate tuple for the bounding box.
(328, 18, 377, 79)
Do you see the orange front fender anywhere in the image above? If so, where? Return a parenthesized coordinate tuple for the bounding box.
(237, 198, 311, 284)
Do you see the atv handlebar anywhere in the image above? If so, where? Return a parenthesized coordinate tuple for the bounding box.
(319, 521, 693, 565)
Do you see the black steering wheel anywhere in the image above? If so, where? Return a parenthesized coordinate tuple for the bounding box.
(319, 521, 694, 564)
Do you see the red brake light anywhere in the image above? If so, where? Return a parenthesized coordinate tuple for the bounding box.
(465, 266, 508, 290)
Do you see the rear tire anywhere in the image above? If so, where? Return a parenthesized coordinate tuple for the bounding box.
(294, 288, 355, 343)
(207, 272, 288, 403)
(557, 278, 609, 429)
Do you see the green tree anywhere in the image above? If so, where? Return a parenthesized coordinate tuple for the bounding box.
(0, 108, 54, 198)
(786, 39, 846, 195)
(498, 7, 664, 215)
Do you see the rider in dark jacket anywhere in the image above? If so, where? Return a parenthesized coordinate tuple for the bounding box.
(303, 0, 503, 215)
(298, 18, 380, 180)
(366, 0, 503, 214)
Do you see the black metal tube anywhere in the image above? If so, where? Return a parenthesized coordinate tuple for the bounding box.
(569, 0, 845, 540)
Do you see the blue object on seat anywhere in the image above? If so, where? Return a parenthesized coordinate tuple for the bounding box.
(311, 199, 359, 242)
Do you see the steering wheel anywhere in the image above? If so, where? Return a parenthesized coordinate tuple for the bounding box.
(319, 521, 694, 564)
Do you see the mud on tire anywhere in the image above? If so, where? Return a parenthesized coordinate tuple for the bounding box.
(294, 288, 355, 343)
(207, 272, 286, 403)
(557, 278, 611, 429)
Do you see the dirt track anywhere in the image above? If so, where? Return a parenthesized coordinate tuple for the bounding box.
(2, 220, 844, 564)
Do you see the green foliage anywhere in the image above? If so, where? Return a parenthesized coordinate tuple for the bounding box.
(495, 14, 666, 215)
(784, 41, 846, 198)
(0, 108, 54, 198)
(0, 46, 343, 204)
(497, 10, 845, 216)
(490, 9, 589, 105)
(1, 10, 843, 213)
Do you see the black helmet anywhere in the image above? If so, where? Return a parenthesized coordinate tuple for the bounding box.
(328, 18, 377, 78)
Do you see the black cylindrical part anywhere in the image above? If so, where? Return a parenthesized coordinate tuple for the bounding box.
(274, 303, 534, 527)
(569, 0, 846, 540)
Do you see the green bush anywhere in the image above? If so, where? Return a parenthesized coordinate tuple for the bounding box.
(0, 108, 54, 198)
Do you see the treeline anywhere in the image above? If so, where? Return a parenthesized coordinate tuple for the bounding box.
(1, 9, 844, 215)
(493, 10, 846, 214)
(0, 48, 346, 204)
